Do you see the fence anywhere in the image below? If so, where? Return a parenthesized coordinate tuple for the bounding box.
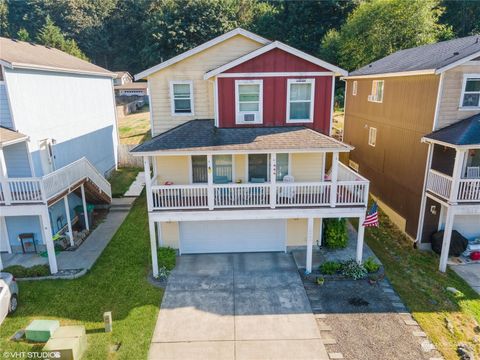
(118, 144, 144, 168)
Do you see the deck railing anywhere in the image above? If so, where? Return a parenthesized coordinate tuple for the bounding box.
(0, 157, 111, 205)
(426, 169, 480, 202)
(150, 178, 369, 211)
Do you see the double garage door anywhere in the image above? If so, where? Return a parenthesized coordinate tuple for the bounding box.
(179, 219, 286, 254)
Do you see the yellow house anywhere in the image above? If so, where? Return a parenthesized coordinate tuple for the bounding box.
(132, 28, 369, 277)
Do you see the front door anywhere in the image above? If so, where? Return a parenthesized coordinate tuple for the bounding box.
(38, 139, 55, 175)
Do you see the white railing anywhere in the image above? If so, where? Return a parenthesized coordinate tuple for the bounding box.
(458, 178, 480, 202)
(276, 182, 330, 207)
(337, 162, 369, 182)
(214, 183, 270, 208)
(337, 181, 369, 205)
(152, 184, 208, 209)
(426, 169, 452, 199)
(0, 157, 111, 205)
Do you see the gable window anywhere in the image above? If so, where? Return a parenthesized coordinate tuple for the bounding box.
(352, 80, 358, 96)
(460, 75, 480, 108)
(287, 79, 315, 123)
(368, 80, 384, 103)
(170, 81, 194, 115)
(235, 80, 263, 124)
(368, 127, 377, 147)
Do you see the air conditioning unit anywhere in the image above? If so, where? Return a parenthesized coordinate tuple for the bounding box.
(243, 113, 256, 122)
(349, 160, 359, 172)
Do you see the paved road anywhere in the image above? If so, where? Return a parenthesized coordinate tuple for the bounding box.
(149, 253, 329, 360)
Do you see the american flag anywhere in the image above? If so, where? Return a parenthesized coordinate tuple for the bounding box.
(363, 202, 379, 227)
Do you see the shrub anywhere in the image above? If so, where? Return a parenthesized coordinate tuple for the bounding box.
(341, 259, 367, 280)
(319, 261, 343, 275)
(3, 264, 50, 278)
(364, 257, 381, 273)
(324, 218, 348, 249)
(158, 247, 176, 271)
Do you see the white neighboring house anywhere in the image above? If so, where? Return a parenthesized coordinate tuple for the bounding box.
(113, 71, 148, 97)
(0, 37, 118, 273)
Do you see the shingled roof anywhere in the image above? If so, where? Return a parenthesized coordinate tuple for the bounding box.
(350, 35, 480, 77)
(0, 37, 114, 77)
(423, 114, 480, 146)
(0, 127, 28, 147)
(131, 119, 351, 154)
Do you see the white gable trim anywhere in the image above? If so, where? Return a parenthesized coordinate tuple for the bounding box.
(435, 50, 480, 74)
(135, 28, 270, 80)
(204, 41, 348, 79)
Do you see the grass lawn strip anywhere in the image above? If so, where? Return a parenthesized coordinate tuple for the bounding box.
(362, 210, 480, 359)
(109, 167, 141, 198)
(0, 195, 163, 360)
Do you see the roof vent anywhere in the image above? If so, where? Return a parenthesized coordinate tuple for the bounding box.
(453, 51, 459, 56)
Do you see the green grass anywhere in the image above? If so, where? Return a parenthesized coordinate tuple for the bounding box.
(360, 210, 480, 359)
(0, 194, 163, 359)
(118, 106, 151, 145)
(109, 167, 141, 197)
(158, 247, 176, 271)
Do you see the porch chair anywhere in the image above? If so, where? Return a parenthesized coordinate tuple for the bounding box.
(279, 175, 296, 204)
(466, 166, 480, 179)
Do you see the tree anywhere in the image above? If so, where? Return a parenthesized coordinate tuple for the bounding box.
(320, 0, 453, 71)
(440, 0, 480, 37)
(17, 28, 30, 41)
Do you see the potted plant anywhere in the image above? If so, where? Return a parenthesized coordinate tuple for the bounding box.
(316, 276, 325, 286)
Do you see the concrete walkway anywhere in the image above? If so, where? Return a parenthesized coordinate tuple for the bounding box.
(56, 197, 135, 270)
(150, 253, 329, 360)
(124, 171, 145, 197)
(451, 263, 480, 294)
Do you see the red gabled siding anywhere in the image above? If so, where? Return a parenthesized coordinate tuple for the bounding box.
(225, 48, 329, 73)
(218, 76, 333, 134)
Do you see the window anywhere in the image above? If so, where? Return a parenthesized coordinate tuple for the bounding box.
(368, 80, 384, 103)
(276, 153, 289, 181)
(460, 75, 480, 108)
(170, 81, 194, 115)
(352, 81, 358, 96)
(191, 155, 207, 183)
(213, 155, 232, 182)
(287, 79, 315, 123)
(235, 80, 262, 124)
(247, 153, 289, 182)
(368, 127, 377, 147)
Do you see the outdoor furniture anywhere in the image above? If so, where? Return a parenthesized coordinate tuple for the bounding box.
(18, 233, 37, 254)
(279, 175, 296, 201)
(466, 166, 480, 179)
(26, 319, 60, 342)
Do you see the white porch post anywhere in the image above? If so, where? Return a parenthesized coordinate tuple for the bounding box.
(0, 249, 3, 270)
(144, 156, 153, 211)
(320, 152, 326, 180)
(149, 218, 159, 277)
(80, 184, 90, 231)
(270, 153, 276, 208)
(356, 213, 366, 264)
(0, 148, 12, 205)
(318, 218, 323, 246)
(439, 208, 454, 272)
(63, 196, 74, 247)
(306, 217, 314, 274)
(156, 222, 163, 247)
(207, 154, 214, 210)
(40, 208, 58, 274)
(449, 149, 466, 204)
(330, 152, 339, 207)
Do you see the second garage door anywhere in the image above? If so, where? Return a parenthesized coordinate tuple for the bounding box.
(179, 219, 286, 254)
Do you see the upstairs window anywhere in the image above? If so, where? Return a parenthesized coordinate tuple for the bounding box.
(287, 79, 315, 123)
(461, 75, 480, 108)
(368, 127, 377, 147)
(368, 80, 384, 103)
(352, 80, 358, 96)
(236, 80, 263, 124)
(170, 81, 194, 115)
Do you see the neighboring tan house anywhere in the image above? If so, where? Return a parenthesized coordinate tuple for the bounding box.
(0, 37, 117, 273)
(132, 28, 370, 277)
(343, 35, 480, 271)
(113, 71, 148, 97)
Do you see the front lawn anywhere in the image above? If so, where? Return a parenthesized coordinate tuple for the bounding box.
(0, 194, 163, 360)
(362, 211, 480, 359)
(109, 167, 141, 197)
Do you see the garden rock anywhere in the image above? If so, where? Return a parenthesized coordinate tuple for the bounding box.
(445, 317, 455, 334)
(457, 343, 475, 360)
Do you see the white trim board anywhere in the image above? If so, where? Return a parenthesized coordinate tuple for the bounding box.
(204, 41, 348, 79)
(216, 72, 333, 78)
(286, 78, 315, 123)
(135, 28, 270, 80)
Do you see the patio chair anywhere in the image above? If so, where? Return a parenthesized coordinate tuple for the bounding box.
(279, 175, 296, 203)
(466, 166, 480, 179)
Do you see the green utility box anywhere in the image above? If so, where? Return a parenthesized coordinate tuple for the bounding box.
(25, 319, 60, 342)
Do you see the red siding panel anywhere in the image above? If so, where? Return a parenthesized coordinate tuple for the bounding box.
(225, 48, 329, 73)
(218, 76, 333, 134)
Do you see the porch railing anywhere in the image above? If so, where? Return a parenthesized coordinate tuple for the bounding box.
(426, 169, 480, 202)
(0, 157, 111, 205)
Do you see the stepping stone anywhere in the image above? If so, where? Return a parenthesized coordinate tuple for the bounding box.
(413, 331, 427, 337)
(421, 340, 435, 352)
(317, 322, 332, 331)
(315, 314, 326, 319)
(404, 319, 419, 326)
(329, 353, 344, 359)
(322, 337, 337, 345)
(383, 288, 394, 293)
(388, 295, 401, 301)
(392, 302, 404, 307)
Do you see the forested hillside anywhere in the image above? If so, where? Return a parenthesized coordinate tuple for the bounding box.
(0, 0, 478, 74)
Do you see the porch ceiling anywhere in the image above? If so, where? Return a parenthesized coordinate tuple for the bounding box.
(0, 127, 28, 147)
(131, 119, 352, 155)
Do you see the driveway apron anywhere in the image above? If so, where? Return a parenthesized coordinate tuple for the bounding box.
(149, 252, 329, 360)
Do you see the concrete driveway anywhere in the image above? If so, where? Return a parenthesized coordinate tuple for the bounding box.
(149, 253, 328, 360)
